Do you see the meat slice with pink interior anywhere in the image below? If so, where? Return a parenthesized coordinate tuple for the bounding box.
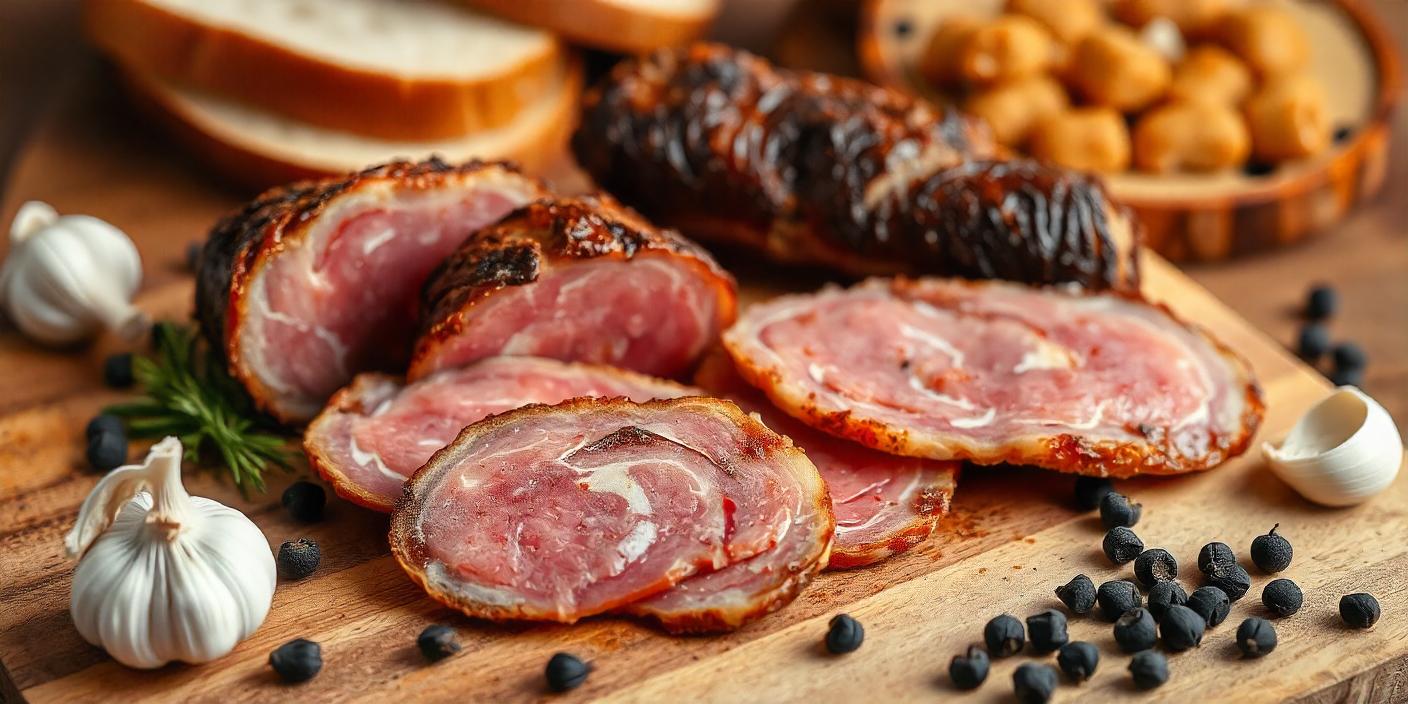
(390, 397, 832, 625)
(304, 356, 696, 512)
(725, 278, 1264, 477)
(196, 158, 545, 423)
(408, 194, 737, 382)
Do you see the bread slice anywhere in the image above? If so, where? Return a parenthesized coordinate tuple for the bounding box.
(126, 57, 581, 189)
(85, 0, 563, 140)
(459, 0, 719, 53)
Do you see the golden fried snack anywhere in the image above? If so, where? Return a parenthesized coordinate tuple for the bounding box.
(1111, 0, 1227, 38)
(963, 74, 1069, 147)
(1244, 75, 1330, 162)
(1133, 101, 1251, 173)
(1069, 26, 1171, 111)
(956, 15, 1055, 85)
(1168, 46, 1253, 106)
(1004, 0, 1104, 45)
(1219, 6, 1311, 76)
(1029, 107, 1132, 173)
(920, 16, 982, 87)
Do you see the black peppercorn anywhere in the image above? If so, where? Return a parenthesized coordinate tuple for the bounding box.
(1134, 548, 1178, 587)
(1333, 125, 1354, 143)
(85, 413, 123, 440)
(1146, 581, 1188, 621)
(1012, 663, 1058, 704)
(1055, 574, 1096, 614)
(1236, 617, 1277, 658)
(1197, 541, 1237, 576)
(948, 645, 989, 690)
(1074, 476, 1114, 511)
(1113, 608, 1158, 653)
(825, 613, 864, 654)
(1186, 586, 1231, 627)
(1099, 492, 1142, 529)
(282, 481, 327, 523)
(1251, 524, 1293, 573)
(1304, 284, 1337, 321)
(1339, 593, 1381, 629)
(269, 638, 322, 683)
(1097, 580, 1142, 621)
(1160, 605, 1206, 651)
(1206, 563, 1252, 602)
(1026, 610, 1069, 654)
(1129, 650, 1169, 690)
(277, 538, 321, 580)
(102, 353, 135, 389)
(984, 614, 1025, 657)
(1261, 578, 1303, 617)
(1330, 366, 1364, 387)
(1102, 526, 1144, 565)
(1332, 342, 1367, 372)
(86, 426, 128, 472)
(545, 652, 590, 692)
(1057, 641, 1099, 683)
(1296, 324, 1332, 362)
(416, 624, 460, 662)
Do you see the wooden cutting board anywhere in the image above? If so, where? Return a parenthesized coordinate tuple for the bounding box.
(1, 72, 1405, 704)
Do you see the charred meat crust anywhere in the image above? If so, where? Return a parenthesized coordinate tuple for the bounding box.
(194, 157, 540, 421)
(389, 395, 833, 626)
(415, 194, 738, 362)
(826, 471, 958, 571)
(303, 373, 407, 512)
(573, 43, 1139, 291)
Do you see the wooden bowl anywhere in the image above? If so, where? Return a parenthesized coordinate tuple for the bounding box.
(858, 0, 1401, 262)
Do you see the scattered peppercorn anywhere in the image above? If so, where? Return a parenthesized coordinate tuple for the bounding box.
(102, 353, 135, 389)
(1012, 663, 1058, 704)
(1339, 593, 1381, 629)
(1250, 524, 1293, 573)
(1074, 476, 1114, 511)
(1330, 366, 1364, 387)
(1056, 641, 1099, 683)
(1102, 526, 1144, 565)
(277, 538, 320, 580)
(1236, 617, 1277, 658)
(1134, 548, 1178, 588)
(1332, 342, 1367, 373)
(1099, 492, 1142, 529)
(1304, 284, 1337, 321)
(1097, 580, 1142, 621)
(1261, 578, 1303, 617)
(85, 413, 123, 440)
(825, 613, 864, 654)
(282, 481, 327, 523)
(1206, 563, 1252, 602)
(893, 19, 913, 37)
(1055, 574, 1097, 614)
(269, 638, 322, 683)
(1186, 586, 1231, 627)
(984, 614, 1025, 657)
(1296, 324, 1332, 362)
(1113, 608, 1158, 653)
(416, 624, 460, 662)
(1026, 610, 1069, 654)
(1129, 650, 1169, 690)
(948, 645, 989, 690)
(86, 425, 127, 472)
(545, 652, 590, 692)
(1197, 542, 1237, 576)
(1146, 581, 1188, 622)
(1159, 605, 1206, 651)
(1333, 125, 1354, 143)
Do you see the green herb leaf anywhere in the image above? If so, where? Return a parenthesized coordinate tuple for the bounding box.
(105, 322, 291, 496)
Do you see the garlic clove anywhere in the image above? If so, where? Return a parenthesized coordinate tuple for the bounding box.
(1263, 386, 1403, 507)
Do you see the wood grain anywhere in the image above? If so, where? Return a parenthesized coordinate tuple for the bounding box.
(2, 52, 1407, 704)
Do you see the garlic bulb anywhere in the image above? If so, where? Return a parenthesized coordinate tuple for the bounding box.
(65, 437, 276, 669)
(0, 200, 148, 346)
(1262, 387, 1403, 507)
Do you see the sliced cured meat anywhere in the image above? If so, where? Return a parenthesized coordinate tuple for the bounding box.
(390, 397, 832, 625)
(305, 357, 696, 512)
(575, 43, 1140, 291)
(410, 195, 736, 381)
(694, 351, 958, 569)
(196, 158, 545, 423)
(725, 279, 1264, 477)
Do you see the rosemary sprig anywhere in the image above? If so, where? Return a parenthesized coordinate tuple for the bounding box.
(106, 322, 292, 496)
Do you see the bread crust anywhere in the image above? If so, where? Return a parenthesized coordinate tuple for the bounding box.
(461, 0, 718, 53)
(85, 0, 563, 140)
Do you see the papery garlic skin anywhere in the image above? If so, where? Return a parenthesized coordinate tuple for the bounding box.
(1, 200, 148, 345)
(66, 438, 275, 669)
(1263, 387, 1404, 507)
